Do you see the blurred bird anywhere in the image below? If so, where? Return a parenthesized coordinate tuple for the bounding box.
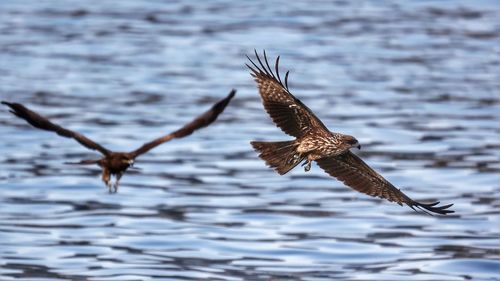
(2, 90, 235, 193)
(247, 50, 453, 215)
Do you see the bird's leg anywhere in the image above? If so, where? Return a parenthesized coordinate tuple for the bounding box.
(298, 151, 312, 172)
(113, 173, 123, 193)
(302, 154, 320, 172)
(302, 159, 312, 172)
(101, 169, 112, 193)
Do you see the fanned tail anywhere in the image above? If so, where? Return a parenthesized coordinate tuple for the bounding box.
(251, 140, 304, 175)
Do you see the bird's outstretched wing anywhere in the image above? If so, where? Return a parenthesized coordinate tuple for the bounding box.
(247, 50, 328, 138)
(316, 151, 454, 215)
(2, 101, 111, 156)
(128, 89, 235, 158)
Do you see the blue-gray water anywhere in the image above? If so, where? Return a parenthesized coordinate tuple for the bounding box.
(0, 0, 499, 280)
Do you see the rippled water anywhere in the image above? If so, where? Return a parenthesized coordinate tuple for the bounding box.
(1, 0, 499, 280)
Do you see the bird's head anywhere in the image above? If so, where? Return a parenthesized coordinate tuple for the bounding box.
(342, 135, 361, 150)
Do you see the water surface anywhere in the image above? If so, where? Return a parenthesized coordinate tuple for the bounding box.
(0, 0, 499, 280)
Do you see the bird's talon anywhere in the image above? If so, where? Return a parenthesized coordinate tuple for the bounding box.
(303, 161, 311, 172)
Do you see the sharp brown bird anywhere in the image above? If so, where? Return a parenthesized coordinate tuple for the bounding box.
(2, 90, 235, 193)
(247, 50, 453, 215)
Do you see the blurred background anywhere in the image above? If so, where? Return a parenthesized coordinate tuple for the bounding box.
(0, 0, 499, 280)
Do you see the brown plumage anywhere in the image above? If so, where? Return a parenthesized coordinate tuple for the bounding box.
(247, 50, 453, 215)
(2, 90, 235, 193)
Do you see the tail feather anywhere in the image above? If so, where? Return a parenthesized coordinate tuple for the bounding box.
(251, 140, 304, 175)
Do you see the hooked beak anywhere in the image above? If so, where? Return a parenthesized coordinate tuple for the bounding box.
(357, 144, 361, 150)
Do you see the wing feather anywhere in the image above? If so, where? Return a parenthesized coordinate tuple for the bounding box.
(129, 89, 235, 158)
(316, 151, 454, 215)
(247, 50, 328, 138)
(2, 101, 111, 156)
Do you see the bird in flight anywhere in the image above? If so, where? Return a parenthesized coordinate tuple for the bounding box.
(2, 90, 235, 193)
(247, 51, 453, 215)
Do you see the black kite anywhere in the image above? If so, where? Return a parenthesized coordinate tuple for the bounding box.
(2, 90, 235, 193)
(247, 51, 453, 215)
